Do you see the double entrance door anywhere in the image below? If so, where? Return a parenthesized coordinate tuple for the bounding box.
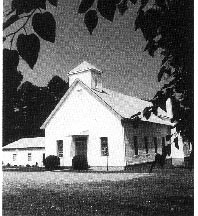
(75, 136, 87, 157)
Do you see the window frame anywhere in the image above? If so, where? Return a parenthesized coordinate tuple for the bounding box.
(153, 137, 158, 153)
(43, 153, 45, 162)
(162, 137, 165, 147)
(57, 140, 63, 158)
(144, 136, 149, 154)
(101, 137, 109, 156)
(162, 137, 166, 154)
(13, 153, 17, 161)
(28, 153, 32, 161)
(134, 136, 138, 155)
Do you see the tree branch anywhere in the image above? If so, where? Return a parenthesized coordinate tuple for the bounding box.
(3, 9, 37, 49)
(3, 14, 31, 32)
(24, 27, 27, 35)
(4, 9, 15, 17)
(3, 14, 19, 30)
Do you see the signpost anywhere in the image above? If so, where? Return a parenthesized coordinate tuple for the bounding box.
(105, 146, 109, 171)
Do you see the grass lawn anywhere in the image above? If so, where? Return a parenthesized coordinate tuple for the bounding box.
(3, 168, 193, 216)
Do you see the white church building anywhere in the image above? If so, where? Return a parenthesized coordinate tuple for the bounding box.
(40, 61, 185, 170)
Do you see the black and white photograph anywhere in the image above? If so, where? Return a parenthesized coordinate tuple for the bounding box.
(2, 0, 194, 215)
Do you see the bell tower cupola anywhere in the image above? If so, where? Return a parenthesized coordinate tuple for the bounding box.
(67, 61, 103, 91)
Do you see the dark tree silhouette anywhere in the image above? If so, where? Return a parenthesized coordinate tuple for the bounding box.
(47, 76, 69, 104)
(79, 0, 194, 144)
(2, 49, 68, 145)
(3, 49, 23, 145)
(3, 0, 59, 145)
(3, 75, 69, 146)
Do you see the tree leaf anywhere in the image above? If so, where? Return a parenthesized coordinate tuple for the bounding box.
(158, 66, 172, 82)
(129, 0, 137, 5)
(78, 0, 95, 14)
(143, 106, 152, 119)
(3, 14, 19, 30)
(11, 0, 25, 15)
(140, 0, 149, 9)
(155, 0, 166, 9)
(36, 0, 47, 10)
(12, 0, 31, 14)
(144, 40, 158, 57)
(143, 9, 161, 39)
(158, 66, 165, 82)
(117, 0, 128, 15)
(136, 8, 161, 42)
(48, 0, 58, 6)
(162, 55, 170, 65)
(6, 9, 15, 17)
(152, 89, 167, 111)
(84, 10, 98, 34)
(152, 106, 158, 116)
(16, 34, 40, 69)
(135, 9, 144, 30)
(166, 68, 172, 77)
(29, 0, 47, 10)
(11, 0, 46, 15)
(97, 0, 117, 22)
(32, 12, 56, 43)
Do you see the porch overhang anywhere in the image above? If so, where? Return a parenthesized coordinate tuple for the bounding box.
(66, 130, 89, 137)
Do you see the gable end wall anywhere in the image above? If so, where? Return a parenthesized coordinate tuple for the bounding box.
(45, 83, 125, 167)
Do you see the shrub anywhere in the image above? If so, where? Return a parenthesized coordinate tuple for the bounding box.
(26, 164, 31, 167)
(44, 155, 60, 170)
(6, 163, 10, 167)
(72, 155, 88, 170)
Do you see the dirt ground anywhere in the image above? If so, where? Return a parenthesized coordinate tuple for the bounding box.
(3, 168, 194, 216)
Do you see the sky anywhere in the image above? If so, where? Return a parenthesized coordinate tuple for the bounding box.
(4, 0, 165, 100)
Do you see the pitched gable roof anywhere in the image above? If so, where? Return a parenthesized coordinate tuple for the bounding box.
(41, 79, 122, 129)
(3, 137, 45, 150)
(93, 88, 151, 119)
(41, 79, 173, 129)
(93, 88, 172, 125)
